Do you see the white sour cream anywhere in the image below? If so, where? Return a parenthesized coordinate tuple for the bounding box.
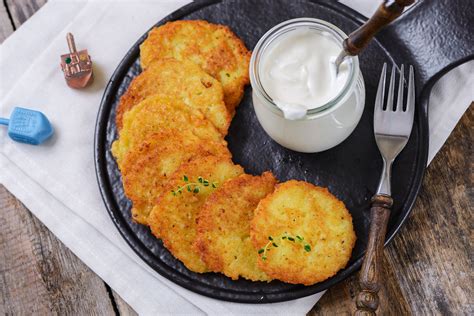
(260, 28, 350, 119)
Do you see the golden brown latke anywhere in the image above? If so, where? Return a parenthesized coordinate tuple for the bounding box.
(148, 156, 244, 273)
(250, 180, 356, 285)
(195, 172, 277, 281)
(115, 58, 230, 134)
(140, 20, 251, 115)
(111, 94, 225, 164)
(120, 130, 231, 225)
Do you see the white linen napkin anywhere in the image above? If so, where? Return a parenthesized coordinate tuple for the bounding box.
(0, 0, 472, 315)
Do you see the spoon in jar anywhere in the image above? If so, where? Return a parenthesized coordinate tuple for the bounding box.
(334, 0, 415, 74)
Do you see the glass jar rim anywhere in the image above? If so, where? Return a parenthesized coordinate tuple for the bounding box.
(249, 18, 360, 119)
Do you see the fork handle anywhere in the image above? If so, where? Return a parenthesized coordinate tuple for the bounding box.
(343, 0, 415, 56)
(354, 194, 393, 316)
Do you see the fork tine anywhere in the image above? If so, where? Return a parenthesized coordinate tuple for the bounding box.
(387, 65, 396, 111)
(375, 63, 387, 110)
(396, 65, 404, 111)
(406, 65, 415, 114)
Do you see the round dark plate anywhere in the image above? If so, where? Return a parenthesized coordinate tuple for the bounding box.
(94, 0, 436, 304)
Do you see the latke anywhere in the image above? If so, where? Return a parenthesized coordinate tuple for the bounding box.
(121, 130, 230, 225)
(196, 172, 277, 281)
(148, 156, 244, 273)
(140, 20, 251, 115)
(111, 94, 224, 164)
(115, 58, 230, 134)
(250, 180, 356, 285)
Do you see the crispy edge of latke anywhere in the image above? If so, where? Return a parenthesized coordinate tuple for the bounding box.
(115, 57, 230, 134)
(139, 20, 251, 115)
(250, 180, 356, 285)
(111, 94, 225, 165)
(147, 155, 244, 273)
(195, 172, 276, 281)
(204, 22, 251, 114)
(120, 130, 231, 225)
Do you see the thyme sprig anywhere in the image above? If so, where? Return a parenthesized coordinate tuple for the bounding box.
(258, 233, 311, 260)
(171, 175, 218, 196)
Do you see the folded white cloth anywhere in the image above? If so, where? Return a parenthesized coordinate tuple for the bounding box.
(0, 1, 472, 315)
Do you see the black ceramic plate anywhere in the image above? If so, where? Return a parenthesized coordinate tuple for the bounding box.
(95, 0, 473, 303)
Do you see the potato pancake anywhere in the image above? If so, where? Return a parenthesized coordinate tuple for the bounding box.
(196, 172, 276, 281)
(111, 94, 224, 164)
(121, 130, 230, 225)
(250, 180, 356, 285)
(148, 156, 244, 273)
(115, 58, 230, 134)
(140, 20, 251, 115)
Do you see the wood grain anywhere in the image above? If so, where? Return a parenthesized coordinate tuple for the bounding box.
(355, 195, 393, 315)
(385, 105, 474, 315)
(112, 292, 139, 316)
(310, 254, 411, 315)
(0, 186, 116, 315)
(343, 0, 414, 56)
(0, 2, 14, 42)
(5, 0, 47, 27)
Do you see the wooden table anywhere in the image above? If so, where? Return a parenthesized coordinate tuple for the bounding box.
(1, 1, 472, 314)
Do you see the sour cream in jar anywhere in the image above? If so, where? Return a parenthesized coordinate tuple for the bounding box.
(250, 18, 365, 153)
(260, 29, 350, 120)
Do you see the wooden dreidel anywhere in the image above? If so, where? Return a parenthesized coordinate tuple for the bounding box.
(0, 107, 54, 145)
(60, 33, 93, 89)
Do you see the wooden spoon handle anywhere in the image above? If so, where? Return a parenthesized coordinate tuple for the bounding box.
(343, 0, 415, 56)
(354, 194, 393, 316)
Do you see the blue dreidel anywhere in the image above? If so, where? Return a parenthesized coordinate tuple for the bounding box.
(0, 107, 54, 145)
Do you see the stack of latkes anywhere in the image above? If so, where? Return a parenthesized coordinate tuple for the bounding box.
(112, 20, 356, 285)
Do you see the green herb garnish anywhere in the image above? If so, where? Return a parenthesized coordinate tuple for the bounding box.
(171, 175, 218, 196)
(258, 233, 312, 260)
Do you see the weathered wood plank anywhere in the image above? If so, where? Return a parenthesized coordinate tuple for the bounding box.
(0, 185, 117, 315)
(5, 0, 47, 28)
(386, 105, 473, 315)
(310, 253, 411, 315)
(112, 291, 138, 316)
(0, 2, 14, 43)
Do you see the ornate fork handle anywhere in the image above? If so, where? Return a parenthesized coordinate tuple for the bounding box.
(355, 194, 393, 315)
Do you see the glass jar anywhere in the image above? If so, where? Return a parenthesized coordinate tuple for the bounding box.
(250, 18, 366, 153)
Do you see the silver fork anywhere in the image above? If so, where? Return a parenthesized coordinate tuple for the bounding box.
(355, 63, 415, 316)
